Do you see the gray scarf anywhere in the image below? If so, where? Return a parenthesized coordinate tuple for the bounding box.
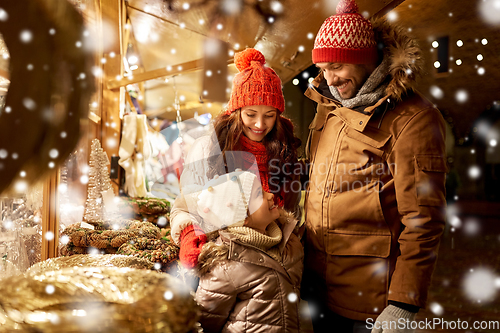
(329, 56, 391, 110)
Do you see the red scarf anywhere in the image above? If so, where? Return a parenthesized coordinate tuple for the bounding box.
(240, 135, 284, 207)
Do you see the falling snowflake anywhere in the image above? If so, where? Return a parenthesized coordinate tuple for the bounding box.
(60, 235, 70, 245)
(0, 8, 8, 21)
(157, 216, 167, 227)
(463, 267, 498, 303)
(449, 215, 462, 228)
(221, 0, 243, 15)
(464, 218, 480, 236)
(45, 231, 55, 241)
(80, 175, 89, 184)
(430, 302, 444, 315)
(430, 85, 444, 99)
(387, 12, 398, 22)
(164, 290, 174, 300)
(20, 30, 33, 43)
(87, 247, 99, 255)
(287, 292, 298, 303)
(45, 284, 55, 294)
(23, 97, 36, 110)
(479, 0, 500, 26)
(468, 166, 481, 179)
(455, 89, 469, 103)
(49, 149, 59, 159)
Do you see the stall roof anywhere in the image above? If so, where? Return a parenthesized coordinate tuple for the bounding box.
(124, 0, 403, 119)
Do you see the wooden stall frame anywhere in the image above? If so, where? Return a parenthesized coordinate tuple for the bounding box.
(41, 169, 60, 260)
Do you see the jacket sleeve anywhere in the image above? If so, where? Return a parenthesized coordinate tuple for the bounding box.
(386, 107, 447, 308)
(195, 263, 238, 333)
(170, 136, 212, 244)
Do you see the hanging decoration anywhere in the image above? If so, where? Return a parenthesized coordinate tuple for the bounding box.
(118, 113, 151, 197)
(161, 0, 286, 28)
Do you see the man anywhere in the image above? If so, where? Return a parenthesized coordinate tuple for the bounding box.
(302, 0, 447, 332)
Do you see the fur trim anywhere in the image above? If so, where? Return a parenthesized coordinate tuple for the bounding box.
(371, 17, 423, 101)
(196, 241, 229, 276)
(195, 209, 298, 275)
(276, 209, 298, 228)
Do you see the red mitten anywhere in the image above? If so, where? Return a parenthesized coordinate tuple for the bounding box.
(179, 225, 207, 269)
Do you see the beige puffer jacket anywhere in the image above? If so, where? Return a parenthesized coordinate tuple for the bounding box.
(195, 210, 304, 333)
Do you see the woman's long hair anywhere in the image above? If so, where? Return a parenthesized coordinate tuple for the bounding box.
(206, 110, 302, 196)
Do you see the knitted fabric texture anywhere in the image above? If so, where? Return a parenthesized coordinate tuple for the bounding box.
(329, 55, 391, 109)
(227, 222, 283, 261)
(196, 171, 260, 231)
(240, 135, 284, 208)
(225, 48, 284, 114)
(312, 0, 377, 65)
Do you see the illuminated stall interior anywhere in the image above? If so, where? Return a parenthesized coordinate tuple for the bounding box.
(0, 0, 499, 331)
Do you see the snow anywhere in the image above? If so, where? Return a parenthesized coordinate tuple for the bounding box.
(463, 267, 498, 302)
(468, 166, 481, 179)
(164, 290, 174, 300)
(20, 30, 32, 43)
(49, 149, 59, 159)
(45, 284, 55, 294)
(44, 231, 55, 241)
(479, 0, 500, 26)
(430, 85, 444, 99)
(0, 8, 8, 21)
(455, 90, 469, 103)
(430, 302, 444, 315)
(23, 97, 36, 110)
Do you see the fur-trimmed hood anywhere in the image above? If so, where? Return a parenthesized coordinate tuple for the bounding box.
(372, 17, 423, 101)
(310, 17, 423, 102)
(196, 209, 298, 276)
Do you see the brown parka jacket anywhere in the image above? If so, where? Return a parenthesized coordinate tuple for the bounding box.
(195, 210, 304, 333)
(302, 18, 447, 321)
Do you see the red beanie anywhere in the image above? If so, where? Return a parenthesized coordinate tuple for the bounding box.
(225, 48, 284, 115)
(312, 0, 377, 65)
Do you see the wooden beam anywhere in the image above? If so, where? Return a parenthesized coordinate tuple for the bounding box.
(372, 0, 407, 18)
(41, 170, 59, 260)
(107, 59, 202, 90)
(0, 69, 9, 80)
(107, 58, 235, 90)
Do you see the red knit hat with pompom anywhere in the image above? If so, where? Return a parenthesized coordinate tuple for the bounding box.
(312, 0, 377, 65)
(225, 48, 284, 114)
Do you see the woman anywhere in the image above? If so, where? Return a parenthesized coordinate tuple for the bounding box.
(170, 48, 302, 269)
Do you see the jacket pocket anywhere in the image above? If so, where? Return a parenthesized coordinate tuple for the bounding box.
(414, 155, 448, 206)
(326, 231, 391, 258)
(344, 126, 392, 157)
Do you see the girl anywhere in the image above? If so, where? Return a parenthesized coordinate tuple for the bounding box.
(192, 171, 304, 333)
(170, 48, 302, 268)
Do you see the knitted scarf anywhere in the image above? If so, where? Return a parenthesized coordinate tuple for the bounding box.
(227, 222, 282, 261)
(240, 135, 284, 207)
(329, 55, 391, 110)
